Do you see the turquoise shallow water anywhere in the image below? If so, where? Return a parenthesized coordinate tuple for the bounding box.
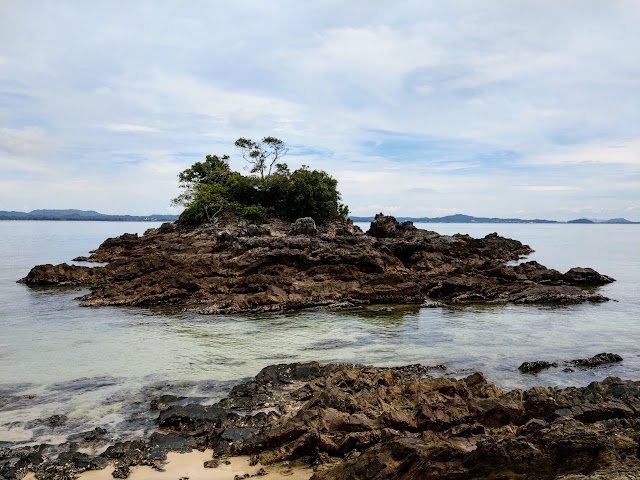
(0, 221, 638, 446)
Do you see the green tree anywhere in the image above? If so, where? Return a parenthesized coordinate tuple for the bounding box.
(283, 166, 345, 222)
(177, 182, 235, 226)
(172, 154, 232, 208)
(174, 139, 348, 226)
(234, 136, 288, 180)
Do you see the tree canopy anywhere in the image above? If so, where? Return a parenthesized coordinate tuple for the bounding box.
(235, 136, 288, 180)
(173, 138, 349, 226)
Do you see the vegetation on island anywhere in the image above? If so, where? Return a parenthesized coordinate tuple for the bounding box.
(172, 137, 349, 226)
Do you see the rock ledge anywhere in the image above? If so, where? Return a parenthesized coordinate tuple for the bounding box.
(18, 214, 614, 313)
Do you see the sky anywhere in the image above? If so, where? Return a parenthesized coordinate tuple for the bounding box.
(1, 1, 639, 220)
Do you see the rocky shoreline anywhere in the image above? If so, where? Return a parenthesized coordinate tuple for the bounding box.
(3, 360, 640, 480)
(18, 214, 614, 313)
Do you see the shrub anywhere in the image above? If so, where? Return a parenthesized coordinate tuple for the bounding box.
(242, 204, 269, 224)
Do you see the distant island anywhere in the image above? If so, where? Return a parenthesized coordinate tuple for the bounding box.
(349, 213, 639, 224)
(2, 210, 638, 224)
(0, 209, 178, 222)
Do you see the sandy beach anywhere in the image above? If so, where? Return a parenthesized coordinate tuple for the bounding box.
(23, 451, 313, 480)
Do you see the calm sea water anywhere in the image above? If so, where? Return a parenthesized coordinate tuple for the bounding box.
(0, 221, 638, 447)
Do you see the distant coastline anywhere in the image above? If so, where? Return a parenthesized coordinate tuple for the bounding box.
(0, 209, 178, 222)
(350, 213, 639, 224)
(1, 209, 638, 224)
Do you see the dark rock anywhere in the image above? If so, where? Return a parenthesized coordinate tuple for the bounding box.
(102, 440, 148, 460)
(150, 394, 183, 410)
(366, 213, 417, 238)
(509, 285, 609, 304)
(570, 353, 623, 368)
(148, 432, 191, 453)
(148, 447, 167, 461)
(79, 426, 108, 442)
(46, 414, 67, 427)
(13, 450, 45, 469)
(519, 361, 559, 374)
(18, 263, 104, 286)
(157, 405, 241, 435)
(112, 465, 131, 478)
(55, 451, 108, 471)
(564, 267, 615, 285)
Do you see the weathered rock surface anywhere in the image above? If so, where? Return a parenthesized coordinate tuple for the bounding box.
(519, 360, 559, 374)
(570, 352, 624, 368)
(3, 362, 640, 479)
(18, 214, 614, 313)
(519, 353, 624, 375)
(157, 362, 640, 480)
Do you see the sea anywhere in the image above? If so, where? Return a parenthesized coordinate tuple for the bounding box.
(0, 220, 638, 448)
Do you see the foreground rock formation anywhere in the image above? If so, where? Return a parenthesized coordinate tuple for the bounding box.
(3, 362, 640, 479)
(19, 214, 614, 313)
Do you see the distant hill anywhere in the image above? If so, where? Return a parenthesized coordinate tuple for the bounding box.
(603, 218, 637, 224)
(0, 209, 178, 222)
(2, 209, 637, 224)
(567, 218, 595, 224)
(349, 214, 639, 224)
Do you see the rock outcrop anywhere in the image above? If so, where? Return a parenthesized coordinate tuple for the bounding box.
(5, 362, 639, 480)
(519, 353, 624, 375)
(18, 214, 614, 313)
(153, 362, 640, 479)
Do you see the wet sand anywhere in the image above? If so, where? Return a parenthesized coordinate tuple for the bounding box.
(24, 451, 313, 480)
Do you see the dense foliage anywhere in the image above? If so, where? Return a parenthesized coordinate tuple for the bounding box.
(173, 138, 348, 226)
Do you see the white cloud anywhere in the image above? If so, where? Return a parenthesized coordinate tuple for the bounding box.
(520, 186, 581, 192)
(0, 1, 639, 219)
(0, 126, 52, 157)
(527, 141, 640, 166)
(105, 123, 161, 133)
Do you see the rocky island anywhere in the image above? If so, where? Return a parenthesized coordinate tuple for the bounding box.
(20, 140, 613, 312)
(19, 213, 614, 313)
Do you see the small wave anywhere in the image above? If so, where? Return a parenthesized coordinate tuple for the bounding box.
(49, 376, 123, 394)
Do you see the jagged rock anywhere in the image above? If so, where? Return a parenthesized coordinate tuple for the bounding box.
(5, 362, 640, 479)
(112, 464, 130, 478)
(570, 353, 623, 368)
(366, 213, 417, 238)
(18, 214, 614, 313)
(509, 285, 609, 304)
(84, 427, 108, 441)
(290, 217, 317, 236)
(564, 267, 616, 285)
(147, 362, 640, 479)
(46, 414, 67, 427)
(519, 361, 559, 374)
(148, 432, 191, 453)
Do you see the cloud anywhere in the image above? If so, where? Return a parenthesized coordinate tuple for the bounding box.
(0, 126, 52, 156)
(519, 186, 580, 192)
(526, 141, 640, 166)
(0, 1, 639, 219)
(105, 123, 161, 133)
